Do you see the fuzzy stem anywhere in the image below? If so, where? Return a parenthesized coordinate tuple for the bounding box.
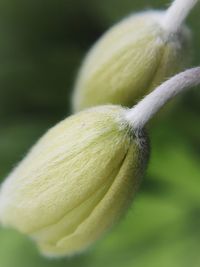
(162, 0, 198, 33)
(125, 67, 200, 130)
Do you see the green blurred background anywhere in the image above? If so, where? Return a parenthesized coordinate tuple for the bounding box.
(0, 0, 200, 266)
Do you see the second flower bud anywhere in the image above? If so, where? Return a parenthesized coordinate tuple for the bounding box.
(73, 11, 192, 112)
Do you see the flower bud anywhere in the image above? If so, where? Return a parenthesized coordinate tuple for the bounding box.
(72, 11, 191, 112)
(0, 106, 149, 257)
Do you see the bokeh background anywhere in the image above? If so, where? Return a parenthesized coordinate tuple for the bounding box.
(0, 0, 200, 266)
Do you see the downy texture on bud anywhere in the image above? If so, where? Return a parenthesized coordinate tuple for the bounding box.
(0, 106, 149, 257)
(72, 11, 191, 111)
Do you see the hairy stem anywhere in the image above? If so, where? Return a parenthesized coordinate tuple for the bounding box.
(125, 67, 200, 130)
(162, 0, 198, 33)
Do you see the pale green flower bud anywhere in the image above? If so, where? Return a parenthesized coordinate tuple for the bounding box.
(0, 105, 149, 257)
(0, 66, 199, 258)
(72, 9, 192, 112)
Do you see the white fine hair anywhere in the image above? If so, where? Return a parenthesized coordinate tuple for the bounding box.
(162, 0, 198, 34)
(125, 67, 200, 130)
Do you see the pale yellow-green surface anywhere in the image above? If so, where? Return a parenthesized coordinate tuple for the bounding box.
(73, 11, 191, 112)
(0, 105, 148, 257)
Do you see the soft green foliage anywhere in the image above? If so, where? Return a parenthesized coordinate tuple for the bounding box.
(0, 0, 199, 266)
(73, 11, 191, 111)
